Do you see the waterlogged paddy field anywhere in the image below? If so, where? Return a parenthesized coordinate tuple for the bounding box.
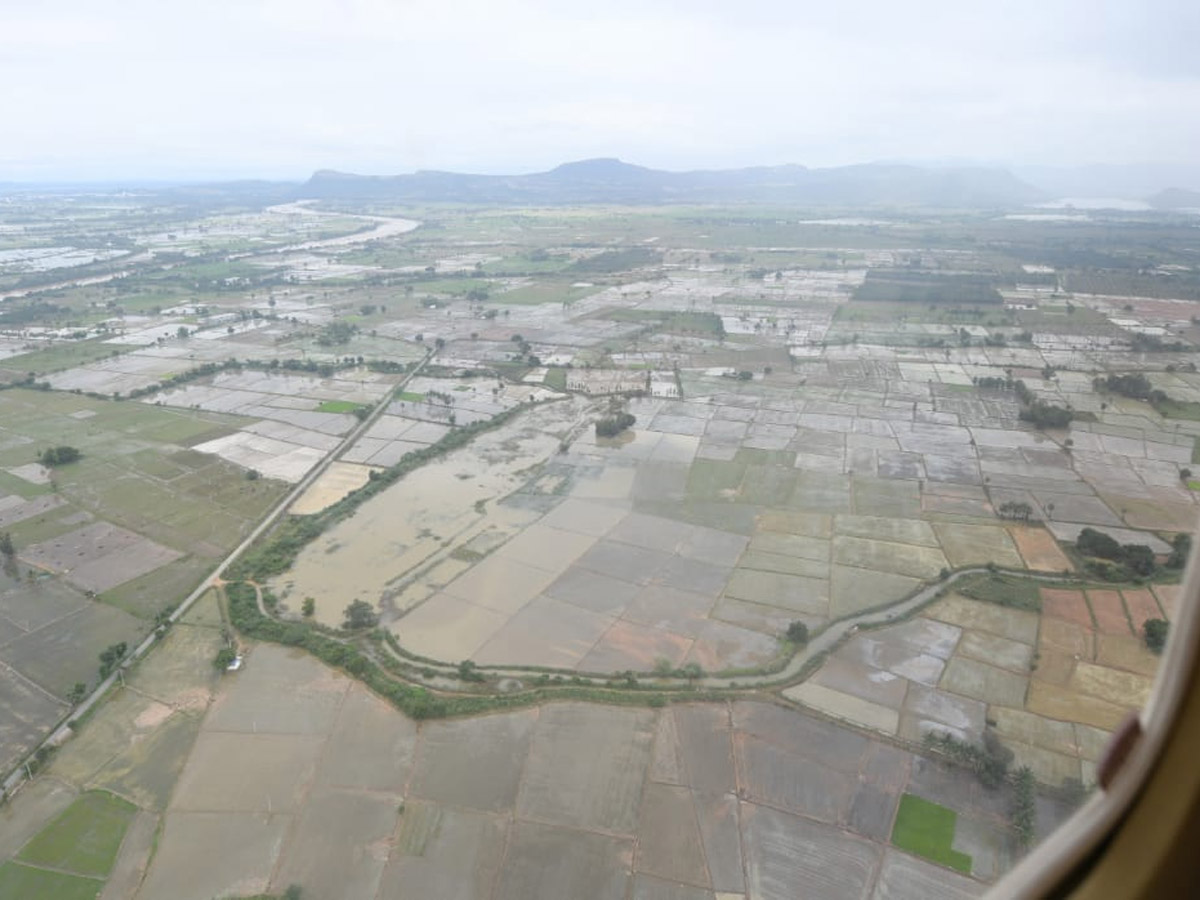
(270, 359, 1195, 681)
(9, 641, 1068, 899)
(0, 392, 290, 772)
(272, 396, 592, 627)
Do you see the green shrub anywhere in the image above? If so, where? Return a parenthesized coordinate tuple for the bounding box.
(1144, 618, 1169, 654)
(785, 621, 809, 644)
(1010, 766, 1037, 850)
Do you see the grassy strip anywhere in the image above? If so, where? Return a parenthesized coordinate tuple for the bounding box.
(228, 403, 528, 582)
(954, 572, 1042, 611)
(1154, 398, 1200, 421)
(316, 399, 365, 414)
(891, 794, 973, 874)
(16, 791, 137, 878)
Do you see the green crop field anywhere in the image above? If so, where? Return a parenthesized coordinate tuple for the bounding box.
(496, 281, 600, 306)
(890, 793, 972, 873)
(16, 791, 137, 878)
(317, 399, 364, 414)
(955, 573, 1042, 611)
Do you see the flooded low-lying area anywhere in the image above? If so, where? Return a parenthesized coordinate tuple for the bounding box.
(271, 397, 590, 626)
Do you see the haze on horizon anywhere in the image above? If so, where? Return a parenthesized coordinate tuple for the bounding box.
(2, 0, 1197, 183)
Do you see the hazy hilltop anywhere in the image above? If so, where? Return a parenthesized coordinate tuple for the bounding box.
(1014, 162, 1200, 200)
(302, 158, 1046, 207)
(1148, 187, 1200, 210)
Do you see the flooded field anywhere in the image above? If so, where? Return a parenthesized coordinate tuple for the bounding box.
(273, 397, 589, 626)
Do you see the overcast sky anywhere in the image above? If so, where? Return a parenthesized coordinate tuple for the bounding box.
(2, 0, 1197, 181)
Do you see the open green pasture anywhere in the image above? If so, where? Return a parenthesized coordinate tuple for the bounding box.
(497, 281, 601, 306)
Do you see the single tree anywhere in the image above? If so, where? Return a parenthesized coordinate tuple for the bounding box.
(343, 600, 378, 630)
(786, 621, 809, 644)
(302, 597, 316, 617)
(1144, 618, 1169, 654)
(98, 642, 128, 679)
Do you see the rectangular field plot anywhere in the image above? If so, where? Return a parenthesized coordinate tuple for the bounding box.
(410, 710, 537, 813)
(743, 804, 881, 900)
(517, 704, 655, 834)
(192, 432, 325, 483)
(270, 786, 400, 900)
(890, 793, 972, 874)
(0, 862, 102, 900)
(379, 804, 508, 900)
(16, 790, 136, 878)
(493, 821, 632, 900)
(0, 665, 68, 772)
(21, 522, 182, 593)
(2, 602, 145, 697)
(136, 812, 290, 900)
(203, 645, 349, 735)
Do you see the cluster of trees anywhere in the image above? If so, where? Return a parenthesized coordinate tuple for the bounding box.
(509, 334, 540, 366)
(366, 359, 411, 374)
(316, 320, 357, 346)
(0, 531, 15, 577)
(595, 412, 636, 438)
(1167, 533, 1191, 569)
(996, 501, 1035, 522)
(1094, 372, 1159, 401)
(1019, 399, 1074, 429)
(97, 642, 127, 680)
(1129, 332, 1188, 353)
(1075, 527, 1157, 578)
(923, 729, 1014, 789)
(39, 445, 81, 466)
(973, 375, 1014, 390)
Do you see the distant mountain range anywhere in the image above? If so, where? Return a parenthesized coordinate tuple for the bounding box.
(300, 158, 1047, 208)
(6, 158, 1196, 210)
